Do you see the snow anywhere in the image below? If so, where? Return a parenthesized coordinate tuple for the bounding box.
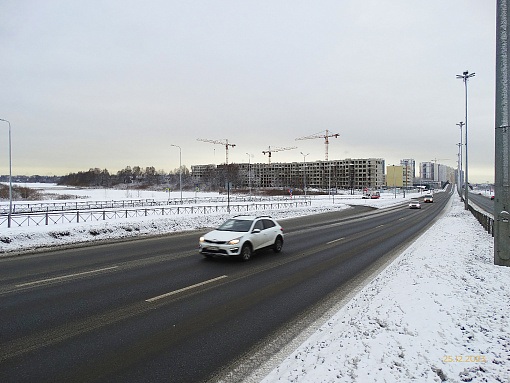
(1, 184, 509, 382)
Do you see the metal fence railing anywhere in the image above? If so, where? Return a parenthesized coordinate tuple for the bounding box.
(468, 203, 494, 237)
(0, 196, 286, 215)
(0, 200, 311, 228)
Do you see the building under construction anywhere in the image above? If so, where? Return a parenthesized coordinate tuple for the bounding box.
(191, 158, 385, 191)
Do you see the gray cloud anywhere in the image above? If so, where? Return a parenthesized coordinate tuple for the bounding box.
(0, 0, 495, 182)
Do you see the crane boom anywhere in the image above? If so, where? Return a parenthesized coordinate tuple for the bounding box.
(262, 146, 297, 164)
(295, 129, 339, 160)
(197, 138, 236, 164)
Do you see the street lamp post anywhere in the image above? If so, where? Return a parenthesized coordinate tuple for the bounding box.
(300, 152, 309, 200)
(456, 122, 464, 196)
(456, 70, 475, 210)
(392, 165, 396, 198)
(0, 118, 12, 228)
(170, 144, 182, 203)
(246, 153, 253, 198)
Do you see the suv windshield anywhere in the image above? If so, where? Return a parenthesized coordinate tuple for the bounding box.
(217, 219, 253, 232)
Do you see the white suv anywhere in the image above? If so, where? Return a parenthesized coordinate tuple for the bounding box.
(199, 215, 284, 261)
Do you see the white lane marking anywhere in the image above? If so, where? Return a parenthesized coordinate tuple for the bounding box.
(146, 275, 228, 303)
(376, 224, 384, 228)
(16, 266, 119, 287)
(327, 237, 345, 245)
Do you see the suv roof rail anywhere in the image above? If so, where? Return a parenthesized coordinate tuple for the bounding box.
(232, 214, 273, 219)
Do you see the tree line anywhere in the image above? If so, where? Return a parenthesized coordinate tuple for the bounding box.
(58, 165, 193, 189)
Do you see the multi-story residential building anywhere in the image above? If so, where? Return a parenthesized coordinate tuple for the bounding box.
(400, 159, 416, 181)
(191, 158, 385, 191)
(420, 162, 456, 187)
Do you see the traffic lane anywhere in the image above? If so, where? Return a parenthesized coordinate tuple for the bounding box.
(0, 230, 201, 287)
(469, 192, 494, 215)
(0, 247, 239, 345)
(0, 201, 445, 383)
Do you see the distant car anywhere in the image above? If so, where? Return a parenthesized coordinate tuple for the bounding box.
(362, 194, 370, 199)
(423, 194, 433, 203)
(409, 200, 421, 209)
(199, 215, 284, 261)
(370, 191, 381, 199)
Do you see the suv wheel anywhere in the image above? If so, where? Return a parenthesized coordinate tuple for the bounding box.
(273, 236, 283, 253)
(241, 243, 252, 262)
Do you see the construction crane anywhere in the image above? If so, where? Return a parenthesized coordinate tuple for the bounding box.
(295, 130, 339, 161)
(197, 138, 236, 164)
(262, 146, 297, 164)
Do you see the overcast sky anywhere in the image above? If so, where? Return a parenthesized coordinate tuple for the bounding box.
(0, 1, 496, 182)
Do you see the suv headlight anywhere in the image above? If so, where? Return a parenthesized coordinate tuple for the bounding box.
(228, 238, 240, 245)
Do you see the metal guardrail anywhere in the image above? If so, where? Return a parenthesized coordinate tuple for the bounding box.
(462, 195, 494, 237)
(0, 200, 311, 228)
(0, 196, 283, 215)
(468, 204, 494, 237)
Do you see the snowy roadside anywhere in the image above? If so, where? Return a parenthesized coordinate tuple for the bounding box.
(249, 196, 510, 383)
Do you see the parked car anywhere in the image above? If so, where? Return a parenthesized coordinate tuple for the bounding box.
(423, 194, 433, 203)
(409, 200, 421, 209)
(199, 215, 284, 261)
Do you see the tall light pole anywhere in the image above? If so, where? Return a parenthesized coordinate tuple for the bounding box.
(300, 152, 309, 200)
(495, 0, 510, 266)
(246, 153, 253, 197)
(456, 121, 465, 196)
(170, 144, 182, 203)
(392, 165, 396, 198)
(456, 70, 475, 210)
(457, 142, 462, 195)
(0, 118, 12, 228)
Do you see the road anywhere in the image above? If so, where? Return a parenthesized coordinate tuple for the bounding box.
(0, 190, 452, 383)
(468, 192, 494, 215)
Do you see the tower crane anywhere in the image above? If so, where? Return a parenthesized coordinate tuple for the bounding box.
(197, 138, 236, 164)
(295, 130, 339, 161)
(262, 146, 297, 164)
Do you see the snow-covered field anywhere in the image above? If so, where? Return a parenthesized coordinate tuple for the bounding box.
(1, 184, 508, 382)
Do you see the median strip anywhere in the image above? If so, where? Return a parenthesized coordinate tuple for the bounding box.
(16, 266, 119, 287)
(145, 275, 228, 303)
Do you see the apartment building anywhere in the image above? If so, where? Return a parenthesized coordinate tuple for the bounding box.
(191, 158, 385, 190)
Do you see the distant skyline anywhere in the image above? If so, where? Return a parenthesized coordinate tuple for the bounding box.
(0, 1, 496, 183)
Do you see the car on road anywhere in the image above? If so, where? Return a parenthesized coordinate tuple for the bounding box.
(199, 215, 284, 261)
(409, 200, 421, 209)
(423, 194, 433, 203)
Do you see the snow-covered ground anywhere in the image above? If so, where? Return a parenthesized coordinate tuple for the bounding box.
(1, 184, 508, 382)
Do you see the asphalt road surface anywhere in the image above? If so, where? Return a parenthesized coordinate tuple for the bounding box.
(0, 189, 452, 383)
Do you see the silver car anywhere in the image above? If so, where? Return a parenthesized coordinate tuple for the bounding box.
(199, 215, 284, 261)
(409, 200, 421, 209)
